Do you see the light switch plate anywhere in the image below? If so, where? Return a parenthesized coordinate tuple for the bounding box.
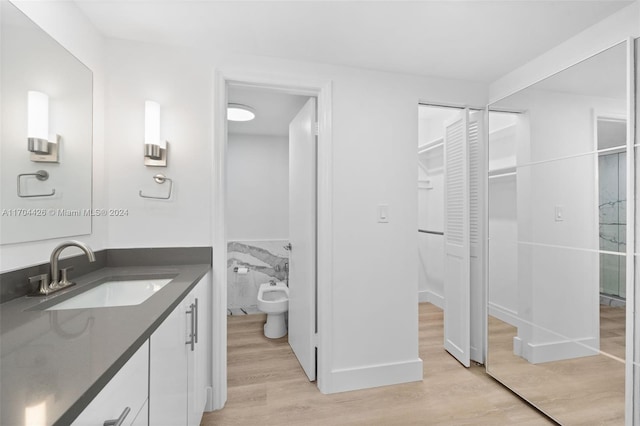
(555, 205, 564, 222)
(378, 204, 389, 223)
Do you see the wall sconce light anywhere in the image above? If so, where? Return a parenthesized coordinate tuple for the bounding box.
(144, 100, 168, 167)
(27, 90, 59, 163)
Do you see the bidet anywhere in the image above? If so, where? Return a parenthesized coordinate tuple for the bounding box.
(257, 281, 289, 338)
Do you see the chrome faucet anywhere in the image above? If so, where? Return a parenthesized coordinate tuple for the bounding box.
(29, 240, 96, 296)
(50, 240, 95, 288)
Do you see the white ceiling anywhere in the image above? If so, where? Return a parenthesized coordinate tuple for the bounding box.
(228, 86, 309, 136)
(75, 0, 633, 83)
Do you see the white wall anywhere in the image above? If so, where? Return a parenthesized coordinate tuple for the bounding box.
(103, 38, 488, 393)
(490, 2, 640, 103)
(1, 1, 106, 271)
(227, 134, 288, 241)
(104, 40, 212, 248)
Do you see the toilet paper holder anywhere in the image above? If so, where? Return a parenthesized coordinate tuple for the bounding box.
(233, 266, 249, 274)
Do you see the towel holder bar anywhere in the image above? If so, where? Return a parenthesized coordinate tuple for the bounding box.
(139, 174, 173, 200)
(17, 170, 56, 198)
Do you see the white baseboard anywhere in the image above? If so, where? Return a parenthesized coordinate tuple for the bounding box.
(419, 290, 444, 309)
(487, 303, 520, 328)
(513, 336, 523, 357)
(523, 337, 599, 364)
(324, 358, 423, 394)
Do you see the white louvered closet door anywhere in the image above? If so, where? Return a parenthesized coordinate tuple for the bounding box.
(443, 109, 471, 367)
(468, 110, 485, 364)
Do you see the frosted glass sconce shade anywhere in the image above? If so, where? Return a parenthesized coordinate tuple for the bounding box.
(144, 100, 168, 166)
(27, 91, 50, 154)
(26, 90, 58, 162)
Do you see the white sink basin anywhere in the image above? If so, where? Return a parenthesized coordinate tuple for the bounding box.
(46, 278, 173, 310)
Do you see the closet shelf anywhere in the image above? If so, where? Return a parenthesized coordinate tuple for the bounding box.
(489, 123, 516, 136)
(418, 137, 444, 154)
(488, 166, 516, 177)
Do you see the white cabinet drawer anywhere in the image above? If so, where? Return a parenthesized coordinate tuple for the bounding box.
(72, 341, 149, 426)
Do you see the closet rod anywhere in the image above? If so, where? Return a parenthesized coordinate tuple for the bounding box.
(418, 229, 444, 236)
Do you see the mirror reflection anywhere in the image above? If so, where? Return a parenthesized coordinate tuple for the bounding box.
(0, 1, 92, 245)
(487, 42, 627, 425)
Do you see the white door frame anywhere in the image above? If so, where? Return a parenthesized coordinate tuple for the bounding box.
(210, 69, 333, 410)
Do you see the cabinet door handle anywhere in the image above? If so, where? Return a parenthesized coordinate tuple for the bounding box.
(103, 407, 130, 426)
(194, 298, 199, 344)
(185, 303, 195, 351)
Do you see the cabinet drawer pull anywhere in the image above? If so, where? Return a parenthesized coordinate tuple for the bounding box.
(185, 304, 195, 351)
(103, 407, 130, 426)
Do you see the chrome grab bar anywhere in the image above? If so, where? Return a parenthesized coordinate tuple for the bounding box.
(17, 170, 56, 198)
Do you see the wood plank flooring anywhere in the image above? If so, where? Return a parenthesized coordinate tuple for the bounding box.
(201, 303, 552, 425)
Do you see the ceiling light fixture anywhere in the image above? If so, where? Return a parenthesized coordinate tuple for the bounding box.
(227, 103, 256, 122)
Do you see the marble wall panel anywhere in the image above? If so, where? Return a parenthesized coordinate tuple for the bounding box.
(227, 240, 289, 314)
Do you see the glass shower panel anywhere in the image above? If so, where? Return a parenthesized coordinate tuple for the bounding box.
(599, 150, 627, 299)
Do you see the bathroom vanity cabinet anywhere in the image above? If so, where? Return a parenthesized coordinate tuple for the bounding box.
(69, 272, 211, 426)
(149, 273, 210, 426)
(0, 260, 212, 426)
(72, 342, 149, 426)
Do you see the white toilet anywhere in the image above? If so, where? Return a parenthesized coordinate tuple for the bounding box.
(256, 281, 289, 338)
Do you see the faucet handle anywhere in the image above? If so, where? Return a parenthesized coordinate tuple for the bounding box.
(59, 266, 75, 286)
(28, 273, 49, 284)
(28, 274, 50, 295)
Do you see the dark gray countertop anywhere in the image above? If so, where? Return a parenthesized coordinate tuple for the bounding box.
(0, 263, 210, 426)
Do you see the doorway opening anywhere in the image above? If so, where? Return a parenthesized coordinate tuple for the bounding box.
(211, 75, 332, 410)
(225, 84, 317, 381)
(225, 86, 309, 316)
(417, 103, 485, 367)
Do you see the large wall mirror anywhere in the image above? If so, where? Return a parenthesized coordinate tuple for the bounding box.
(487, 40, 631, 424)
(0, 0, 92, 245)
